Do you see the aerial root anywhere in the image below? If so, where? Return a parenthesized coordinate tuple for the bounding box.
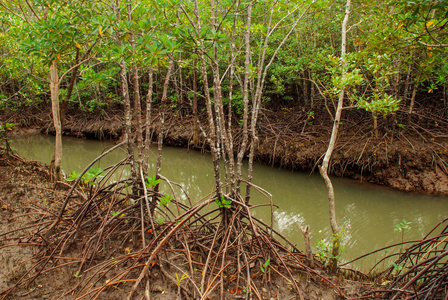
(1, 151, 344, 300)
(1, 184, 342, 299)
(355, 217, 448, 299)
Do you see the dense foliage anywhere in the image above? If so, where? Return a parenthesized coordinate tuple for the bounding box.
(0, 0, 445, 118)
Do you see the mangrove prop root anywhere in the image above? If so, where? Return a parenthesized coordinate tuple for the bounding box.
(360, 217, 448, 299)
(2, 153, 346, 300)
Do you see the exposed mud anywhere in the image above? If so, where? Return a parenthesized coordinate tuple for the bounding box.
(0, 152, 58, 299)
(2, 104, 448, 195)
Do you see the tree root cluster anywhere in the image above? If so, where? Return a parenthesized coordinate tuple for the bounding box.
(0, 150, 344, 300)
(2, 145, 448, 299)
(376, 217, 448, 299)
(344, 218, 448, 299)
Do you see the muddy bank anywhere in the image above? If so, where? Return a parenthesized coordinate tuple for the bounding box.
(2, 105, 448, 195)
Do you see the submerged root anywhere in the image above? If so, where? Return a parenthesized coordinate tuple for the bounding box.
(346, 217, 448, 299)
(375, 217, 448, 299)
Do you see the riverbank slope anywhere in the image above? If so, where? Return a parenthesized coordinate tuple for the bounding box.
(2, 104, 448, 194)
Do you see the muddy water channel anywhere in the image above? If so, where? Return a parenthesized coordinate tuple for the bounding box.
(11, 134, 448, 270)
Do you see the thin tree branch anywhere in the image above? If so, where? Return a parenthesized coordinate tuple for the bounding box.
(24, 0, 41, 22)
(57, 54, 96, 85)
(0, 3, 35, 28)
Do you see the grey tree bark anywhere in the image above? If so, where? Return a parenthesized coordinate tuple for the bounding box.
(318, 0, 351, 274)
(143, 67, 154, 174)
(50, 60, 62, 182)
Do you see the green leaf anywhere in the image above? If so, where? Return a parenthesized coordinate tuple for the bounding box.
(159, 194, 173, 206)
(66, 171, 78, 181)
(145, 175, 161, 189)
(215, 196, 231, 208)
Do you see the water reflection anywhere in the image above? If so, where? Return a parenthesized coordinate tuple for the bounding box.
(10, 134, 448, 270)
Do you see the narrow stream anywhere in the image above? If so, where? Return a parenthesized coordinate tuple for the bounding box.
(11, 135, 448, 271)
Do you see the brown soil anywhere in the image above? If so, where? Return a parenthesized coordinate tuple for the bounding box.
(2, 103, 448, 196)
(0, 152, 62, 299)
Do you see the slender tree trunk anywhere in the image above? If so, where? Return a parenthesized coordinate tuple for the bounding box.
(246, 5, 309, 200)
(155, 61, 174, 189)
(115, 1, 135, 185)
(301, 226, 314, 268)
(143, 67, 154, 174)
(126, 4, 143, 166)
(155, 8, 181, 189)
(226, 0, 239, 196)
(132, 65, 143, 162)
(209, 0, 222, 164)
(318, 0, 351, 274)
(192, 54, 199, 147)
(211, 0, 234, 200)
(319, 93, 343, 274)
(408, 82, 418, 115)
(245, 1, 263, 201)
(119, 59, 134, 158)
(194, 0, 222, 198)
(50, 60, 62, 182)
(236, 2, 252, 197)
(373, 113, 378, 138)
